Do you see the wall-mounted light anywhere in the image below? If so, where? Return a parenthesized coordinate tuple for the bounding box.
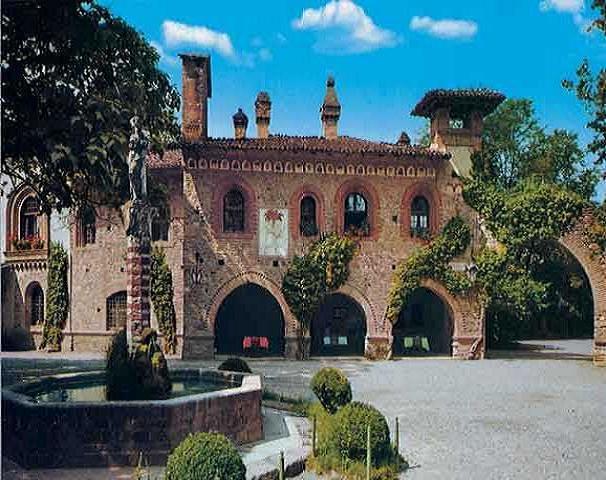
(188, 252, 204, 286)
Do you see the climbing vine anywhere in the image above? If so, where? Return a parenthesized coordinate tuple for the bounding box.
(463, 177, 603, 344)
(386, 216, 472, 324)
(150, 247, 177, 354)
(40, 242, 69, 351)
(282, 234, 358, 357)
(463, 178, 587, 254)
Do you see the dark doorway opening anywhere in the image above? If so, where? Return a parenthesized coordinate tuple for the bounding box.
(214, 283, 284, 356)
(311, 293, 366, 356)
(392, 288, 452, 356)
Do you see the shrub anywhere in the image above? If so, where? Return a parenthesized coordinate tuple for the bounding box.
(310, 367, 352, 414)
(164, 432, 245, 480)
(218, 357, 252, 373)
(105, 329, 137, 400)
(330, 402, 391, 465)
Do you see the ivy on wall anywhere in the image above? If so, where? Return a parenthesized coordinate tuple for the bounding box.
(40, 242, 69, 351)
(150, 247, 177, 354)
(463, 178, 603, 345)
(386, 216, 472, 324)
(282, 234, 358, 357)
(463, 178, 587, 253)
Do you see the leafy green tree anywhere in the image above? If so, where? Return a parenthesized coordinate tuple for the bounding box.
(564, 0, 606, 170)
(1, 0, 180, 212)
(475, 99, 598, 199)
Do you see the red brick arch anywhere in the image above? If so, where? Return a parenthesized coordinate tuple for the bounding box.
(289, 184, 326, 239)
(400, 181, 441, 239)
(5, 185, 50, 254)
(334, 179, 381, 240)
(206, 271, 297, 338)
(211, 175, 257, 239)
(558, 212, 606, 365)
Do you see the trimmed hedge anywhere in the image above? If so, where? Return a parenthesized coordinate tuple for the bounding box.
(218, 357, 252, 373)
(164, 432, 245, 480)
(310, 367, 352, 414)
(330, 401, 391, 465)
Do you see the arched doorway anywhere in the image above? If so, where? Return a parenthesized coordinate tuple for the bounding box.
(392, 288, 453, 356)
(527, 241, 593, 339)
(214, 283, 285, 356)
(311, 293, 367, 356)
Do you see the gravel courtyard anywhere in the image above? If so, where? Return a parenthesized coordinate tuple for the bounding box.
(2, 339, 605, 479)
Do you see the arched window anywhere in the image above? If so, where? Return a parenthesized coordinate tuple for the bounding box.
(344, 192, 369, 236)
(410, 196, 430, 238)
(223, 189, 245, 232)
(20, 196, 39, 239)
(300, 196, 318, 236)
(29, 284, 44, 326)
(80, 206, 96, 246)
(152, 204, 170, 242)
(106, 291, 127, 330)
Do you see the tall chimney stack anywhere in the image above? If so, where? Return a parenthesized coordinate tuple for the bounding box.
(179, 54, 212, 141)
(232, 108, 248, 140)
(255, 92, 271, 139)
(320, 76, 341, 140)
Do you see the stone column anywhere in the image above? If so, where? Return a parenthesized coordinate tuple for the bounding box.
(126, 223, 152, 348)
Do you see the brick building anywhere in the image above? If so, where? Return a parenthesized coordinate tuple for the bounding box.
(2, 54, 505, 359)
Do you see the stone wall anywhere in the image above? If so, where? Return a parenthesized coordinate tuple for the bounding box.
(68, 170, 185, 355)
(2, 370, 263, 468)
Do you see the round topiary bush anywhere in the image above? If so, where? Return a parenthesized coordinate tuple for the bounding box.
(218, 357, 252, 373)
(330, 401, 391, 465)
(310, 367, 352, 414)
(164, 432, 245, 480)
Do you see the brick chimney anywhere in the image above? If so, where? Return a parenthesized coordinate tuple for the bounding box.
(255, 92, 271, 139)
(320, 76, 341, 140)
(232, 108, 248, 140)
(179, 54, 212, 141)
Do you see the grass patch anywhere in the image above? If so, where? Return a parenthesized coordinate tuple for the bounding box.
(307, 402, 408, 480)
(262, 389, 312, 416)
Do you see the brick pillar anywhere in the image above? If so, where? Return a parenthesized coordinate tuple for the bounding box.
(127, 235, 152, 348)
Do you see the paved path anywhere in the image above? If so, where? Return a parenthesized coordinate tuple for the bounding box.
(2, 340, 605, 479)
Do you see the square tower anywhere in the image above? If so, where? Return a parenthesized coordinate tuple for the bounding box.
(412, 89, 505, 177)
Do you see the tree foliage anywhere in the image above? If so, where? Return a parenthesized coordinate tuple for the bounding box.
(40, 242, 69, 351)
(464, 178, 595, 344)
(564, 0, 606, 170)
(386, 216, 472, 324)
(474, 99, 598, 199)
(1, 0, 180, 212)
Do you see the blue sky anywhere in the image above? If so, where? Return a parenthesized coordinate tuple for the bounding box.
(102, 0, 605, 196)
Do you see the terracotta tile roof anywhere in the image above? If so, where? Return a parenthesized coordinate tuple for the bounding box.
(412, 88, 505, 117)
(147, 135, 450, 169)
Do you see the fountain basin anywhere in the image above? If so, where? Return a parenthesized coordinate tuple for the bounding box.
(2, 369, 263, 468)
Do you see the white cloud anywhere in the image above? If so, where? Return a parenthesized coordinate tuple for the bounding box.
(540, 0, 583, 13)
(162, 20, 235, 58)
(410, 16, 478, 39)
(150, 41, 178, 67)
(292, 0, 397, 53)
(539, 0, 590, 33)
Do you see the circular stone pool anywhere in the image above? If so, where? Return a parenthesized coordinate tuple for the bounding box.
(2, 369, 263, 468)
